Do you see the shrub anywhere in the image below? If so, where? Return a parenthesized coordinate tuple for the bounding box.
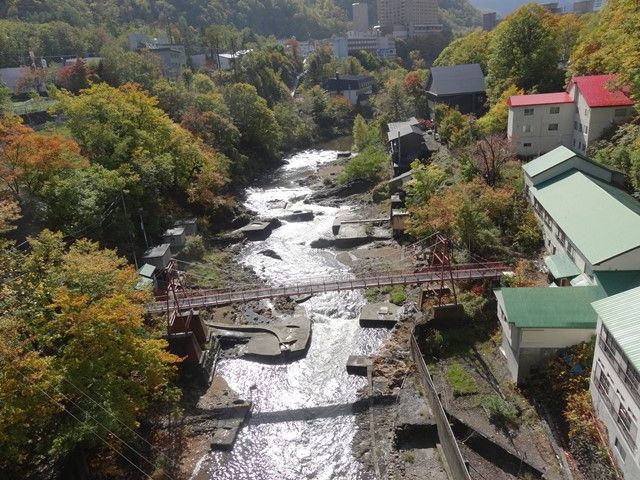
(389, 285, 407, 305)
(338, 146, 388, 184)
(446, 362, 479, 396)
(481, 394, 518, 426)
(182, 235, 206, 260)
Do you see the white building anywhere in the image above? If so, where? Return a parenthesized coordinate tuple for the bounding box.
(495, 146, 640, 383)
(522, 146, 640, 275)
(508, 75, 634, 157)
(591, 287, 640, 479)
(332, 31, 396, 59)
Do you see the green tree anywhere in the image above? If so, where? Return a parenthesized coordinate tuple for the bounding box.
(223, 82, 283, 163)
(455, 198, 499, 253)
(339, 146, 388, 184)
(486, 4, 563, 103)
(353, 114, 369, 151)
(569, 0, 640, 99)
(374, 77, 413, 122)
(98, 46, 162, 91)
(434, 29, 491, 72)
(405, 162, 447, 207)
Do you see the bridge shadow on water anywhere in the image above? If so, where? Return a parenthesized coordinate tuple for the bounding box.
(245, 395, 396, 426)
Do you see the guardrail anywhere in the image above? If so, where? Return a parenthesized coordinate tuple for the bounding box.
(410, 334, 472, 480)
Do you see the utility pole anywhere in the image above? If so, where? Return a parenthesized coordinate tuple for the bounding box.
(138, 208, 149, 249)
(121, 193, 138, 270)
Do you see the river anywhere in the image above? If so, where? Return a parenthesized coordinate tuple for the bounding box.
(191, 147, 389, 480)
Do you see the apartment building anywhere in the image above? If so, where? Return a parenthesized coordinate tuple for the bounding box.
(495, 146, 640, 383)
(508, 75, 634, 157)
(591, 287, 640, 479)
(377, 0, 442, 37)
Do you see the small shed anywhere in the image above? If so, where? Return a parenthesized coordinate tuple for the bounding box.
(391, 210, 410, 235)
(142, 244, 172, 270)
(174, 218, 198, 236)
(163, 226, 186, 247)
(136, 263, 158, 290)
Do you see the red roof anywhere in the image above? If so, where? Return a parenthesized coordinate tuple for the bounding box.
(569, 75, 634, 108)
(508, 92, 573, 107)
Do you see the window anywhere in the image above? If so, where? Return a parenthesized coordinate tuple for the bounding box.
(574, 121, 578, 131)
(524, 108, 534, 116)
(615, 437, 627, 461)
(572, 139, 576, 147)
(578, 124, 583, 133)
(615, 108, 628, 117)
(550, 106, 560, 114)
(522, 125, 532, 133)
(585, 126, 589, 134)
(617, 403, 638, 449)
(523, 142, 532, 148)
(584, 107, 590, 117)
(548, 123, 559, 131)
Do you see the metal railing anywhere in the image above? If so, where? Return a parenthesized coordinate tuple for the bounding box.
(147, 263, 509, 314)
(410, 335, 472, 480)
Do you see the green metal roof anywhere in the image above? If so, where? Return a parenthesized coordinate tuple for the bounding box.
(498, 285, 605, 329)
(544, 254, 581, 279)
(138, 263, 156, 278)
(532, 170, 640, 265)
(592, 286, 640, 372)
(522, 145, 616, 179)
(523, 146, 577, 178)
(594, 271, 640, 297)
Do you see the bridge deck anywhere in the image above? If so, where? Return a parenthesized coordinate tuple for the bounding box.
(148, 263, 509, 314)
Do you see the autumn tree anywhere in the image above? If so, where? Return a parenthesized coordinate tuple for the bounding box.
(0, 116, 86, 202)
(476, 85, 523, 136)
(0, 231, 179, 476)
(55, 58, 90, 93)
(473, 135, 515, 187)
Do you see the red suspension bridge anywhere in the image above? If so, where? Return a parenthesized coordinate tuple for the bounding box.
(147, 234, 511, 317)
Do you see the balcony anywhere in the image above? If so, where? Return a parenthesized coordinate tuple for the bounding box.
(599, 338, 640, 406)
(595, 369, 637, 450)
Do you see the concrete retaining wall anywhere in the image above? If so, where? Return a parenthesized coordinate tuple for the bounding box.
(410, 334, 472, 480)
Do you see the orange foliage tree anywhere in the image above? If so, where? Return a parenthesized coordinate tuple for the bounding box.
(0, 116, 86, 201)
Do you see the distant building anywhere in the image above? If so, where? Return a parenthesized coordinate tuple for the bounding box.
(541, 2, 562, 13)
(128, 33, 186, 79)
(508, 74, 634, 156)
(594, 0, 607, 10)
(376, 0, 442, 37)
(332, 31, 396, 59)
(324, 73, 374, 106)
(482, 12, 498, 31)
(573, 0, 595, 13)
(426, 63, 487, 117)
(591, 287, 640, 479)
(352, 2, 370, 32)
(216, 49, 252, 71)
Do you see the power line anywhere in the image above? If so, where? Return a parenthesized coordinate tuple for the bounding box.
(56, 371, 178, 476)
(12, 367, 154, 480)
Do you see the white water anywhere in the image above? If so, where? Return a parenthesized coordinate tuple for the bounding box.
(191, 149, 388, 480)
